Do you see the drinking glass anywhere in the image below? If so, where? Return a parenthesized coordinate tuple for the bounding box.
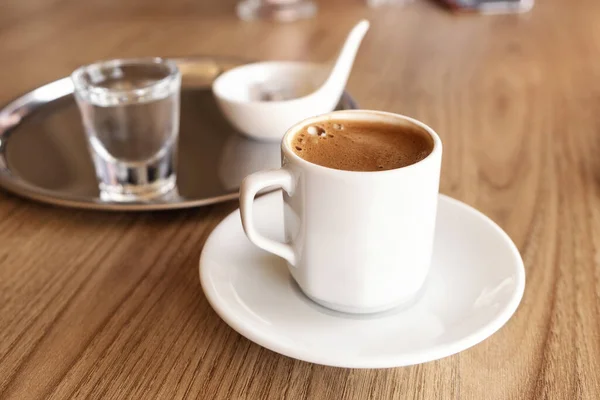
(71, 58, 181, 202)
(237, 0, 317, 22)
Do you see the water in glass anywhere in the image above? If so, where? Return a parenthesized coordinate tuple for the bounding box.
(72, 59, 181, 202)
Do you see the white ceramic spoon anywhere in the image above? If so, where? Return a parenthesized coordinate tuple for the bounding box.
(212, 20, 370, 141)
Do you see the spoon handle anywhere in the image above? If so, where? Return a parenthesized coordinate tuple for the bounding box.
(321, 20, 370, 94)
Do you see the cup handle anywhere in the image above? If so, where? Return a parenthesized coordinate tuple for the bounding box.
(239, 168, 296, 266)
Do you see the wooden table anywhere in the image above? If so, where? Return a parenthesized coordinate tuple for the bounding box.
(1, 0, 599, 398)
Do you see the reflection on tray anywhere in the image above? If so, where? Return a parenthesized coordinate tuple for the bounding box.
(5, 87, 284, 201)
(218, 133, 281, 191)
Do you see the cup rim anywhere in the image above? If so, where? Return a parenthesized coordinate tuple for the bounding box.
(71, 57, 180, 98)
(281, 110, 442, 175)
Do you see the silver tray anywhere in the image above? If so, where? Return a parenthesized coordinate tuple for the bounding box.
(0, 57, 357, 211)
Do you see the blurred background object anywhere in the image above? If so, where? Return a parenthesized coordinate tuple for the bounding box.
(237, 0, 317, 21)
(436, 0, 534, 14)
(366, 0, 414, 7)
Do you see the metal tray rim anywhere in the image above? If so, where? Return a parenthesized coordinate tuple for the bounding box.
(0, 56, 357, 211)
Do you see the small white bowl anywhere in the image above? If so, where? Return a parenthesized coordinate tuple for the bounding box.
(213, 21, 370, 141)
(212, 61, 337, 141)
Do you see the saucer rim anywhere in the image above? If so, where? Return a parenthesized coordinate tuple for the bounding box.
(199, 193, 526, 368)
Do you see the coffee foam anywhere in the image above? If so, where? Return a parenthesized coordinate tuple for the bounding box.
(290, 119, 433, 172)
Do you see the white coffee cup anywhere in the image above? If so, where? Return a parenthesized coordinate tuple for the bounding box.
(239, 110, 442, 314)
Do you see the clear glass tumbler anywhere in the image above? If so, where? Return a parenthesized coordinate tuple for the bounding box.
(237, 0, 317, 22)
(72, 58, 181, 202)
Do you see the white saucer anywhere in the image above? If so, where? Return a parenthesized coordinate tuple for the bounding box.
(199, 192, 525, 368)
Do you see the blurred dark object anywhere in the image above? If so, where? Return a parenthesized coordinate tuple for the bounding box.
(437, 0, 533, 14)
(237, 0, 317, 22)
(366, 0, 414, 7)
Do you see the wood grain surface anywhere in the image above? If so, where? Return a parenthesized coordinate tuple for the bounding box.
(1, 0, 600, 398)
